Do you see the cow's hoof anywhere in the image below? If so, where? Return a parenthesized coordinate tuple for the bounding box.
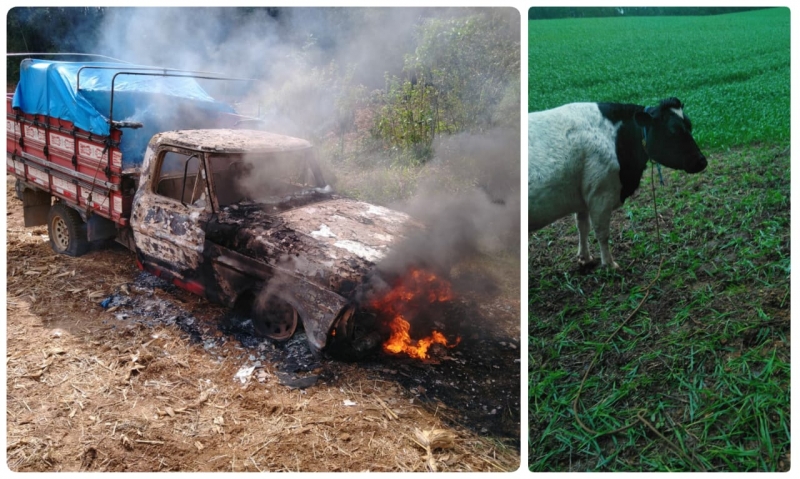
(603, 261, 620, 270)
(576, 257, 600, 274)
(577, 255, 594, 265)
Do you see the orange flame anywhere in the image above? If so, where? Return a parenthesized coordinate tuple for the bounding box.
(370, 268, 461, 360)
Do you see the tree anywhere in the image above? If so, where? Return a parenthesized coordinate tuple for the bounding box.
(7, 7, 106, 84)
(371, 9, 520, 163)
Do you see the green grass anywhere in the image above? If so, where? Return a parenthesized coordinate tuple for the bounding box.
(528, 8, 790, 472)
(529, 8, 790, 149)
(529, 146, 790, 472)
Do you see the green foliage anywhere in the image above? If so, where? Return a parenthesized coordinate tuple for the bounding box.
(408, 11, 520, 132)
(328, 162, 424, 207)
(371, 10, 520, 166)
(6, 7, 106, 83)
(528, 8, 790, 149)
(371, 74, 438, 165)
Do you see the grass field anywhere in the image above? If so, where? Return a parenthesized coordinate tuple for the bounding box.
(529, 8, 790, 149)
(528, 8, 790, 472)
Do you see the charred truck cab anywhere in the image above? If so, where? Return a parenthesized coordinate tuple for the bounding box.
(131, 129, 412, 351)
(8, 56, 415, 354)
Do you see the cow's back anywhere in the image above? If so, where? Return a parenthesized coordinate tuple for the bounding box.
(528, 103, 621, 231)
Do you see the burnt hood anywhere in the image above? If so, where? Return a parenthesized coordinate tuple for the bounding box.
(277, 198, 413, 262)
(207, 197, 418, 297)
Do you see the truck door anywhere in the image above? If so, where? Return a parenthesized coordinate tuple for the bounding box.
(131, 149, 211, 292)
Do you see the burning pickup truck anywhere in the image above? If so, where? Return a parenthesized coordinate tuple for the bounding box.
(7, 57, 450, 355)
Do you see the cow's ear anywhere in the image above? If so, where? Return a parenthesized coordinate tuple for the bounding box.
(634, 111, 653, 128)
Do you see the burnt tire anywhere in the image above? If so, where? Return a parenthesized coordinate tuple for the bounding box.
(252, 295, 298, 341)
(47, 202, 89, 257)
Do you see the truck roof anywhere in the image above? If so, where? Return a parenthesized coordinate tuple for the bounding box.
(157, 129, 313, 154)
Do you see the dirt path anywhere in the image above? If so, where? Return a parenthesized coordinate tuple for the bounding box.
(4, 178, 520, 472)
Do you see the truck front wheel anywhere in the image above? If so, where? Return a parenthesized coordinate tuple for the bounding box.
(47, 203, 89, 256)
(252, 295, 298, 341)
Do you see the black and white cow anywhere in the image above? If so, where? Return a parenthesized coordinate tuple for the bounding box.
(528, 97, 707, 269)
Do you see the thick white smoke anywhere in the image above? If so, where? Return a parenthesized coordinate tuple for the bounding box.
(89, 7, 521, 289)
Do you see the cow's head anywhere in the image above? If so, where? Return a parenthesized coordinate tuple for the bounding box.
(635, 97, 707, 173)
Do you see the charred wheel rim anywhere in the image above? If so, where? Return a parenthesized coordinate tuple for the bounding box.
(50, 215, 70, 252)
(252, 296, 298, 341)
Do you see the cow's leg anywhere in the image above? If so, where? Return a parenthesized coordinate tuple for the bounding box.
(575, 211, 593, 264)
(588, 205, 619, 270)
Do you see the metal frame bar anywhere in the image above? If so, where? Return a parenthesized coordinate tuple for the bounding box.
(108, 70, 257, 126)
(12, 151, 120, 191)
(7, 52, 132, 63)
(71, 66, 260, 128)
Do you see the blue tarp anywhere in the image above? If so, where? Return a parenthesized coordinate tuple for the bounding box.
(12, 59, 237, 169)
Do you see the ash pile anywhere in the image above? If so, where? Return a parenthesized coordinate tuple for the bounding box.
(99, 272, 207, 345)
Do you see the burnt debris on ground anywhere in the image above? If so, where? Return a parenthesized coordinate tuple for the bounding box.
(99, 272, 205, 344)
(97, 270, 520, 446)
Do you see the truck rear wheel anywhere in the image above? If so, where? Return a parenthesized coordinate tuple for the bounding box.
(47, 203, 89, 256)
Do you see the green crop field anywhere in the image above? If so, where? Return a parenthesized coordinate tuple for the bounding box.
(529, 8, 790, 149)
(528, 8, 790, 472)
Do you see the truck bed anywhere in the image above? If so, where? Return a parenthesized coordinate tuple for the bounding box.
(6, 93, 133, 225)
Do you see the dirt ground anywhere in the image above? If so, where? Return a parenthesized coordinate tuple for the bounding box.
(4, 178, 521, 472)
